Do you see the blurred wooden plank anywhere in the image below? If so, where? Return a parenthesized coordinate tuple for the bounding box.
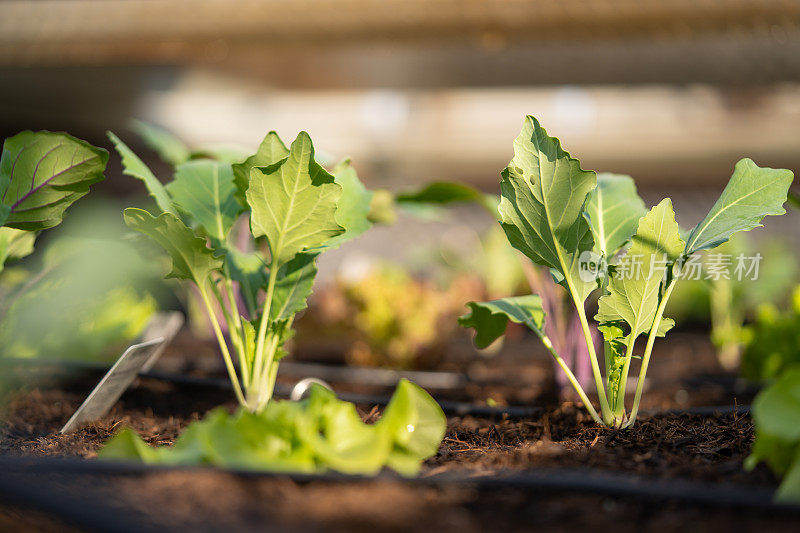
(1, 0, 797, 46)
(0, 0, 798, 88)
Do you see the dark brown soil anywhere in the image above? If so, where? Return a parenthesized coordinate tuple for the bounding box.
(0, 375, 796, 531)
(0, 332, 794, 531)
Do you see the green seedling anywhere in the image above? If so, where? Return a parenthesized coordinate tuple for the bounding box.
(746, 365, 800, 503)
(113, 129, 373, 412)
(460, 116, 794, 428)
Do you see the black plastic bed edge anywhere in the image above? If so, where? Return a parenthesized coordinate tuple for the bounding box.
(0, 470, 145, 533)
(0, 455, 797, 515)
(141, 370, 752, 418)
(140, 369, 750, 419)
(1, 358, 751, 419)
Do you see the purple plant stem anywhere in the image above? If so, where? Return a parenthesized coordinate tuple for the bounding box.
(522, 260, 596, 395)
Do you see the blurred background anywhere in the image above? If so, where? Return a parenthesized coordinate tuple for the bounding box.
(1, 0, 799, 389)
(1, 0, 799, 229)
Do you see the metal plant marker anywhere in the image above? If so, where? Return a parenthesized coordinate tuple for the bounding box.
(60, 312, 183, 433)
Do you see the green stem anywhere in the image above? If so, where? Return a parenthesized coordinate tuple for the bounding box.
(574, 302, 612, 425)
(223, 265, 249, 389)
(252, 257, 279, 392)
(536, 331, 603, 425)
(612, 333, 637, 424)
(625, 280, 677, 428)
(210, 276, 249, 390)
(199, 287, 246, 406)
(255, 333, 281, 409)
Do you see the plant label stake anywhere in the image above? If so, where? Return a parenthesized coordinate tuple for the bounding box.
(60, 312, 183, 433)
(60, 339, 165, 434)
(139, 311, 184, 371)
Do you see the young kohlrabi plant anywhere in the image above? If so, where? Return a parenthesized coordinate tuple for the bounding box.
(111, 129, 373, 412)
(0, 131, 107, 275)
(103, 127, 447, 474)
(460, 116, 794, 428)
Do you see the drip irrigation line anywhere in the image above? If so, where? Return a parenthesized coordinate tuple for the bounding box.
(140, 369, 543, 418)
(0, 455, 797, 514)
(139, 369, 749, 419)
(279, 360, 468, 389)
(0, 358, 750, 419)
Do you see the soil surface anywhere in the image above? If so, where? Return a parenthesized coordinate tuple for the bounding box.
(0, 332, 795, 531)
(0, 374, 796, 531)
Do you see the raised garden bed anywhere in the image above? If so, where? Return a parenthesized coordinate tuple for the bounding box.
(1, 332, 798, 531)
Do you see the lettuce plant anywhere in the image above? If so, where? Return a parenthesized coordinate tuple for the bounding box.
(0, 131, 107, 274)
(460, 116, 794, 428)
(100, 379, 445, 475)
(746, 366, 800, 503)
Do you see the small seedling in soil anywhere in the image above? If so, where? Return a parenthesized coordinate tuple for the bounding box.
(746, 366, 800, 503)
(103, 128, 446, 473)
(460, 116, 794, 428)
(740, 285, 800, 381)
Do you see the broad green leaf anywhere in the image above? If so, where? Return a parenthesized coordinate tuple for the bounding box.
(751, 367, 800, 443)
(498, 116, 597, 302)
(585, 173, 647, 257)
(97, 428, 162, 464)
(596, 199, 684, 339)
(396, 181, 499, 215)
(271, 252, 318, 321)
(684, 158, 793, 255)
(130, 120, 190, 166)
(322, 159, 373, 249)
(748, 367, 800, 502)
(459, 295, 545, 349)
(108, 131, 177, 216)
(377, 379, 447, 464)
(166, 160, 240, 242)
(0, 204, 9, 227)
(0, 227, 35, 268)
(123, 208, 222, 288)
(232, 131, 289, 207)
(1, 131, 108, 230)
(301, 385, 391, 475)
(246, 132, 344, 266)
